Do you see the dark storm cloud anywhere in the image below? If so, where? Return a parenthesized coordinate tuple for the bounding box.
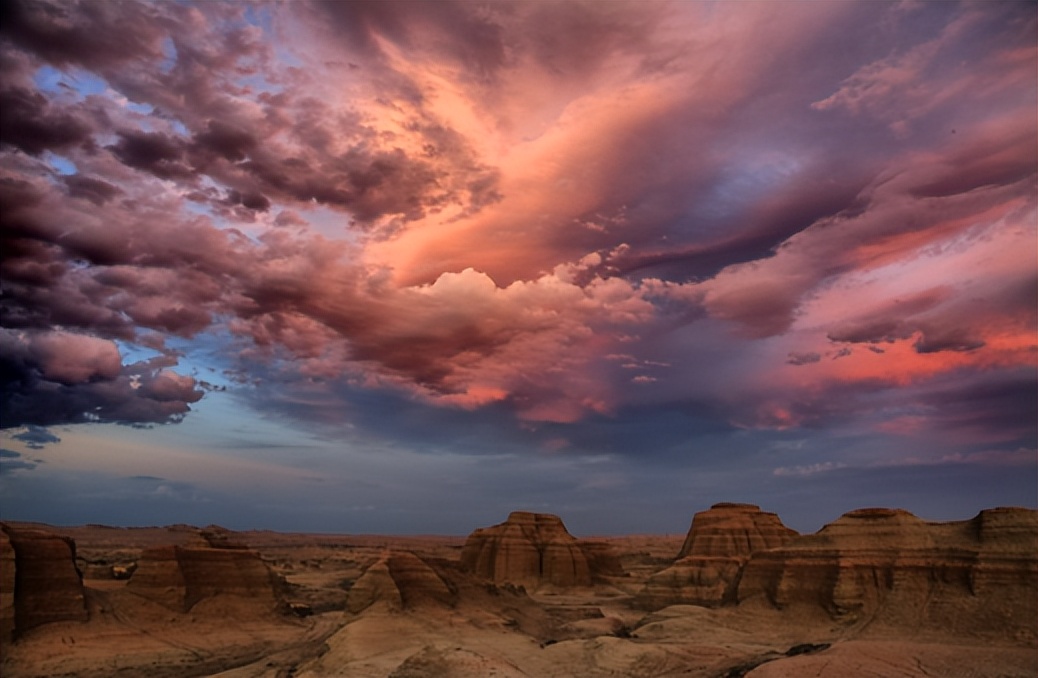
(0, 0, 167, 71)
(0, 330, 204, 429)
(62, 174, 122, 206)
(109, 130, 193, 181)
(0, 85, 93, 156)
(192, 119, 258, 163)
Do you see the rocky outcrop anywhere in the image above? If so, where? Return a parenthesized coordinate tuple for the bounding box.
(125, 545, 187, 610)
(578, 540, 625, 581)
(1, 524, 88, 637)
(460, 512, 593, 589)
(347, 551, 455, 614)
(637, 503, 797, 609)
(1, 529, 16, 645)
(127, 529, 283, 613)
(676, 503, 797, 560)
(736, 507, 1038, 636)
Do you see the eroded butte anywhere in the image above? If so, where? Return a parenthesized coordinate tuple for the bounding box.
(1, 505, 1035, 677)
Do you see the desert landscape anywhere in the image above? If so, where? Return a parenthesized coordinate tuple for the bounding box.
(2, 2, 1036, 676)
(2, 503, 1035, 678)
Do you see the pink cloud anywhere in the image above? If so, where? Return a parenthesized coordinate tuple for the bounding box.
(0, 0, 1033, 441)
(28, 331, 122, 384)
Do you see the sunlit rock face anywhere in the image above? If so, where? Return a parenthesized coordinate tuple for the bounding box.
(637, 503, 798, 609)
(736, 507, 1038, 637)
(347, 551, 455, 614)
(0, 524, 88, 638)
(127, 529, 284, 613)
(460, 511, 594, 589)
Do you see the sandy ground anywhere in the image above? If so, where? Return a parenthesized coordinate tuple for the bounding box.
(2, 524, 1034, 678)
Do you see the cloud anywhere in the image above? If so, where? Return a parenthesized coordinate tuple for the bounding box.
(775, 446, 1036, 479)
(773, 461, 848, 477)
(0, 0, 1033, 448)
(811, 4, 1034, 134)
(0, 329, 204, 428)
(11, 424, 61, 449)
(0, 0, 168, 71)
(0, 448, 38, 474)
(0, 85, 94, 155)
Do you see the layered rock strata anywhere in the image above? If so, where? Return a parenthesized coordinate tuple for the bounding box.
(347, 551, 455, 613)
(460, 512, 595, 589)
(127, 529, 283, 613)
(1, 528, 16, 645)
(736, 507, 1038, 636)
(578, 540, 625, 581)
(676, 503, 798, 559)
(1, 524, 88, 638)
(638, 503, 797, 608)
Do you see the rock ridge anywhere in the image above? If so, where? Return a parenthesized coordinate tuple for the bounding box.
(736, 506, 1038, 637)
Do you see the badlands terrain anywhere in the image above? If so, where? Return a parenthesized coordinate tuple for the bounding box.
(1, 503, 1036, 678)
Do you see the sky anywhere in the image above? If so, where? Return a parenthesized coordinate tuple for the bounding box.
(0, 0, 1035, 536)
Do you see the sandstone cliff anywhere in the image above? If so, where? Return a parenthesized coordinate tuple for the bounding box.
(127, 529, 284, 613)
(347, 551, 455, 614)
(460, 512, 594, 589)
(676, 503, 797, 559)
(1, 528, 16, 646)
(577, 540, 625, 581)
(1, 524, 88, 638)
(736, 506, 1038, 638)
(637, 503, 797, 609)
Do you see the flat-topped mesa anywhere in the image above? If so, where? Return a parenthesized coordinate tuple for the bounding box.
(736, 507, 1038, 638)
(347, 551, 455, 614)
(974, 506, 1038, 550)
(0, 524, 88, 639)
(127, 530, 284, 613)
(460, 511, 594, 589)
(637, 503, 797, 609)
(678, 503, 798, 559)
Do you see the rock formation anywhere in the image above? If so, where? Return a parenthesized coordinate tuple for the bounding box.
(577, 540, 625, 581)
(127, 529, 284, 613)
(126, 544, 187, 610)
(0, 523, 88, 638)
(347, 551, 455, 614)
(736, 507, 1038, 637)
(460, 512, 594, 589)
(1, 528, 15, 646)
(676, 503, 798, 560)
(637, 503, 797, 608)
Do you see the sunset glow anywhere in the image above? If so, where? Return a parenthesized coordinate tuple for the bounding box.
(1, 0, 1035, 534)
